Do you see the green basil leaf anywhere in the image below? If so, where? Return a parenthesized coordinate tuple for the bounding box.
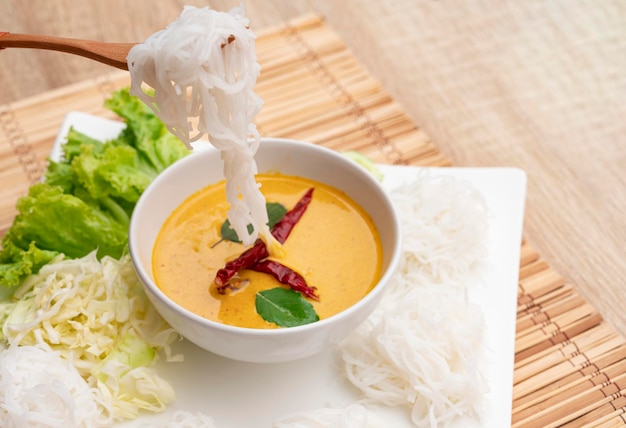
(255, 288, 319, 327)
(220, 202, 287, 243)
(266, 202, 288, 229)
(220, 221, 253, 243)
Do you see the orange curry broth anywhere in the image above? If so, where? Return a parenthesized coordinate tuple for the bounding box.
(152, 173, 383, 329)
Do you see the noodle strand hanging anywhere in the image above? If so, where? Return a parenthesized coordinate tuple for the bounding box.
(127, 6, 269, 246)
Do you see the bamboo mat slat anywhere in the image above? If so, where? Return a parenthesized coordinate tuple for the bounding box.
(1, 13, 624, 427)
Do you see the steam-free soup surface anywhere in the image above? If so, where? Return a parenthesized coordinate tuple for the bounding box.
(153, 174, 383, 329)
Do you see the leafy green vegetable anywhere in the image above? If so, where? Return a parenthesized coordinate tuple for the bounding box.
(0, 241, 59, 298)
(266, 202, 289, 228)
(255, 287, 320, 327)
(220, 202, 287, 243)
(103, 88, 189, 172)
(341, 150, 384, 182)
(0, 88, 189, 290)
(220, 222, 254, 244)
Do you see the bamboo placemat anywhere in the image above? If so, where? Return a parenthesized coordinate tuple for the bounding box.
(1, 14, 625, 427)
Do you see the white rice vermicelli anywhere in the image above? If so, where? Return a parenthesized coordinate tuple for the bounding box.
(341, 286, 486, 428)
(272, 404, 372, 428)
(0, 344, 110, 427)
(127, 5, 269, 246)
(340, 174, 491, 427)
(386, 171, 489, 295)
(139, 410, 218, 428)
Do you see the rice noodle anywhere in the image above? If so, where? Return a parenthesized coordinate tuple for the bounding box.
(384, 171, 489, 301)
(272, 404, 374, 428)
(127, 5, 269, 246)
(0, 344, 110, 427)
(341, 287, 486, 427)
(339, 173, 490, 427)
(139, 410, 217, 428)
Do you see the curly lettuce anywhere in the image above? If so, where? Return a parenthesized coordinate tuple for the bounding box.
(0, 88, 189, 289)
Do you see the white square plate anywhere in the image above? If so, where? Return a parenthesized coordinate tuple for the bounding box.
(52, 112, 527, 427)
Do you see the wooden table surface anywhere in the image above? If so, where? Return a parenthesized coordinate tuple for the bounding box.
(1, 0, 626, 342)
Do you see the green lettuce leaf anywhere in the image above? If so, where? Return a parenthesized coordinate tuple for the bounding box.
(0, 88, 190, 291)
(0, 240, 59, 295)
(104, 88, 189, 172)
(6, 183, 128, 260)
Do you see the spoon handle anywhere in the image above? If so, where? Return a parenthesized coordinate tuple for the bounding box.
(0, 32, 134, 70)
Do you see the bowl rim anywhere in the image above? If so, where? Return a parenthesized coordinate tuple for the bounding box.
(129, 137, 403, 336)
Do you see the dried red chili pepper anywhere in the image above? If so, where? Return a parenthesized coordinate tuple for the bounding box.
(214, 187, 315, 291)
(214, 240, 268, 288)
(250, 259, 319, 301)
(270, 187, 314, 244)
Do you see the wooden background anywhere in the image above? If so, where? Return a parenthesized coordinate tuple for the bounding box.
(1, 0, 626, 343)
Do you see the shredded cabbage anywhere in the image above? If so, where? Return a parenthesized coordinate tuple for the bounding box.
(0, 251, 181, 423)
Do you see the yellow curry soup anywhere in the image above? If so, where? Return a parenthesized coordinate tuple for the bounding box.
(153, 173, 383, 329)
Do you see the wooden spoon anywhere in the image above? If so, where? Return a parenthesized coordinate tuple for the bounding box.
(0, 32, 236, 71)
(0, 32, 135, 70)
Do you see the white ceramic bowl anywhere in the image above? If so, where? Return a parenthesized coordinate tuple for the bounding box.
(129, 138, 402, 363)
